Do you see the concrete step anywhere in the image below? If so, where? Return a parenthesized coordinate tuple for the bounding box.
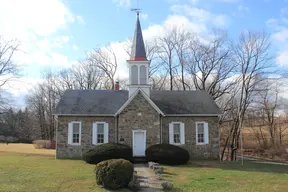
(133, 156, 148, 163)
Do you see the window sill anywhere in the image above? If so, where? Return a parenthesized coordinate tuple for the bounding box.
(68, 143, 81, 146)
(93, 142, 109, 145)
(172, 143, 185, 146)
(196, 143, 208, 145)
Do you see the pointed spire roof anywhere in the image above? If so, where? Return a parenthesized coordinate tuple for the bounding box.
(130, 12, 147, 61)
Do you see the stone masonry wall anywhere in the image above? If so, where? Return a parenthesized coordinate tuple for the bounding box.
(162, 116, 220, 159)
(56, 116, 115, 159)
(118, 92, 161, 149)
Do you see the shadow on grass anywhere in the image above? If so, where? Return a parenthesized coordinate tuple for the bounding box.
(168, 160, 288, 174)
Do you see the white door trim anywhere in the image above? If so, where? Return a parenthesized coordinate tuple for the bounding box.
(132, 130, 146, 157)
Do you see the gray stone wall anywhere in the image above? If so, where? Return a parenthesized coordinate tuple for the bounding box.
(162, 116, 220, 159)
(118, 92, 161, 148)
(55, 92, 220, 160)
(56, 116, 115, 159)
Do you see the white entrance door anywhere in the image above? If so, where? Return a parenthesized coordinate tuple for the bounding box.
(133, 130, 146, 157)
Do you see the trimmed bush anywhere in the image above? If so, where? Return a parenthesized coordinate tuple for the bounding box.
(145, 144, 190, 165)
(83, 143, 133, 164)
(95, 159, 134, 190)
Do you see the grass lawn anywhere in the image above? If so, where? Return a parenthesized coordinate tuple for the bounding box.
(1, 144, 288, 192)
(162, 161, 288, 192)
(0, 144, 131, 192)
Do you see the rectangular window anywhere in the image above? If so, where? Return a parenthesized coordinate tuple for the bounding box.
(97, 123, 104, 144)
(93, 122, 109, 145)
(173, 123, 181, 144)
(72, 122, 81, 144)
(197, 123, 205, 144)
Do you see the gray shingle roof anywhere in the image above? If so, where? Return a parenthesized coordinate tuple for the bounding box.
(55, 90, 221, 115)
(55, 90, 128, 115)
(150, 91, 221, 115)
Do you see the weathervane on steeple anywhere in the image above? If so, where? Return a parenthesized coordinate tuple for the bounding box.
(131, 0, 141, 16)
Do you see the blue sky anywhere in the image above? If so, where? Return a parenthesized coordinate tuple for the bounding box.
(0, 0, 288, 107)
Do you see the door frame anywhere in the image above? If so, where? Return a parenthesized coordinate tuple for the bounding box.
(132, 130, 146, 157)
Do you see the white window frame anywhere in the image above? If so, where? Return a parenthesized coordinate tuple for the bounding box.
(169, 122, 185, 145)
(68, 121, 82, 146)
(92, 122, 109, 145)
(196, 121, 209, 145)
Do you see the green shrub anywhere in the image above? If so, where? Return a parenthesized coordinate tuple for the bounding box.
(95, 159, 134, 190)
(83, 143, 132, 164)
(145, 144, 190, 165)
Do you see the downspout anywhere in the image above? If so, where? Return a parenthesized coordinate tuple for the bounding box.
(115, 115, 119, 143)
(160, 114, 162, 143)
(55, 115, 58, 160)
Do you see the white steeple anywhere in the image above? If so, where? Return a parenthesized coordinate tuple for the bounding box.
(127, 12, 151, 97)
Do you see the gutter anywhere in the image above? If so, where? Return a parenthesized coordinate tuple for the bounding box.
(165, 114, 221, 117)
(54, 114, 115, 117)
(160, 114, 162, 143)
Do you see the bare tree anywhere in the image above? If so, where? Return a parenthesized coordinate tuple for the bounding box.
(257, 80, 279, 146)
(186, 30, 235, 100)
(0, 36, 20, 88)
(72, 61, 104, 90)
(0, 36, 20, 110)
(87, 44, 117, 90)
(156, 27, 178, 90)
(174, 28, 191, 90)
(222, 31, 274, 161)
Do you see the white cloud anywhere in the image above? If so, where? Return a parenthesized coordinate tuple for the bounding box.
(0, 0, 79, 68)
(113, 0, 131, 7)
(1, 76, 43, 97)
(238, 5, 249, 12)
(267, 12, 288, 67)
(0, 0, 81, 101)
(272, 28, 288, 42)
(141, 13, 149, 20)
(72, 44, 79, 50)
(76, 15, 85, 24)
(170, 4, 229, 27)
(219, 0, 239, 3)
(0, 0, 74, 37)
(190, 0, 199, 4)
(276, 50, 288, 67)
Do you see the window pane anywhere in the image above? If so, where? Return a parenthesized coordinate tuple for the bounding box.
(97, 123, 104, 134)
(197, 123, 204, 134)
(198, 134, 204, 143)
(73, 133, 79, 143)
(73, 123, 80, 134)
(140, 65, 147, 84)
(174, 134, 180, 143)
(131, 65, 138, 84)
(173, 123, 180, 134)
(97, 134, 104, 143)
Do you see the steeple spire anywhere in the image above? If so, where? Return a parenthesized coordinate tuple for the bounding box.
(130, 12, 147, 61)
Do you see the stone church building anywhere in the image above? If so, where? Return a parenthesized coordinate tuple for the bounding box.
(55, 13, 221, 160)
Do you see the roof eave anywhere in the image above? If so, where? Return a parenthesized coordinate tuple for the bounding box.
(115, 88, 164, 116)
(164, 114, 222, 117)
(53, 114, 115, 117)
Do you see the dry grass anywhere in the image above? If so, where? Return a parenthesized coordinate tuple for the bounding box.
(0, 143, 55, 156)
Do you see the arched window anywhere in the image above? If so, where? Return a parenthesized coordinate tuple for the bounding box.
(139, 65, 147, 84)
(131, 65, 138, 84)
